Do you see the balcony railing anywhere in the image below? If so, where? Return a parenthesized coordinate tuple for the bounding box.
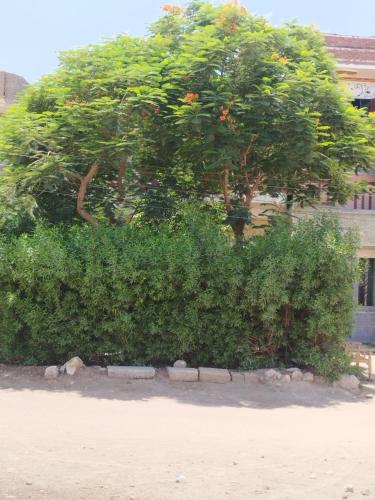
(344, 193, 375, 211)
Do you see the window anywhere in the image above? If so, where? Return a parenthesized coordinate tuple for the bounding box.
(358, 258, 375, 306)
(353, 98, 375, 113)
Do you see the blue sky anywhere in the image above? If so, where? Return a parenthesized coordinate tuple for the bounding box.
(1, 0, 374, 83)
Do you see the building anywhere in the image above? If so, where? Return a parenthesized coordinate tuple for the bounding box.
(296, 34, 375, 342)
(0, 70, 27, 114)
(0, 71, 27, 173)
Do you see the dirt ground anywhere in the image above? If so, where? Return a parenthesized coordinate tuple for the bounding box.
(0, 366, 375, 500)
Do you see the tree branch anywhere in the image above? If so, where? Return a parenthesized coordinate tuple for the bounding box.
(240, 134, 258, 168)
(243, 173, 265, 208)
(222, 167, 231, 211)
(117, 159, 127, 201)
(77, 164, 99, 226)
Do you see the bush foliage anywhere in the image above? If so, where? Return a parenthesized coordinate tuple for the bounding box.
(0, 212, 357, 379)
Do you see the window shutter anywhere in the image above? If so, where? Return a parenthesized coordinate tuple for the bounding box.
(368, 98, 375, 113)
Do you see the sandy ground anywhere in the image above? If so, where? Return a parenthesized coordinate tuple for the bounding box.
(0, 366, 375, 500)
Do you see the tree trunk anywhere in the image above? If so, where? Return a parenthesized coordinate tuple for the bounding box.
(77, 164, 99, 226)
(222, 167, 231, 211)
(117, 159, 127, 201)
(231, 218, 246, 238)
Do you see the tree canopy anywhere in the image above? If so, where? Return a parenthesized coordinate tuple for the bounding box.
(0, 1, 374, 234)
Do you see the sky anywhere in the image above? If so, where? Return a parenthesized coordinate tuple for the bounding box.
(1, 0, 375, 83)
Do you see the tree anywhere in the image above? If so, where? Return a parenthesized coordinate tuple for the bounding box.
(0, 35, 170, 227)
(0, 1, 374, 234)
(152, 2, 375, 235)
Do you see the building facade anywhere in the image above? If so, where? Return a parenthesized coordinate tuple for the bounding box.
(0, 70, 27, 115)
(299, 35, 375, 342)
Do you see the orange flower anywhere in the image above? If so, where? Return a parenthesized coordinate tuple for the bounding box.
(271, 52, 288, 64)
(183, 92, 199, 104)
(162, 4, 184, 16)
(219, 115, 227, 122)
(220, 106, 230, 117)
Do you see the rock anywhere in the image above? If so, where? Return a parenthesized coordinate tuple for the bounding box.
(59, 365, 66, 374)
(287, 368, 303, 381)
(198, 367, 231, 383)
(280, 374, 291, 384)
(361, 489, 371, 496)
(173, 360, 187, 369)
(261, 369, 282, 383)
(64, 356, 84, 376)
(244, 371, 260, 383)
(175, 474, 186, 483)
(107, 366, 156, 379)
(344, 486, 354, 493)
(230, 371, 245, 383)
(44, 366, 59, 380)
(337, 374, 360, 391)
(167, 367, 198, 382)
(303, 372, 314, 383)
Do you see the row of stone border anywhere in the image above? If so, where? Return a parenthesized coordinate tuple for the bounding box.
(107, 366, 315, 384)
(44, 357, 360, 391)
(106, 365, 360, 390)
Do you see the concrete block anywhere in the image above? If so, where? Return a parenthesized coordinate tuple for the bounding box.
(107, 366, 156, 379)
(230, 371, 245, 383)
(244, 371, 261, 383)
(303, 372, 314, 382)
(199, 367, 231, 383)
(167, 367, 198, 382)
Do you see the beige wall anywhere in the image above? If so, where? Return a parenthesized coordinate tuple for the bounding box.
(293, 206, 375, 258)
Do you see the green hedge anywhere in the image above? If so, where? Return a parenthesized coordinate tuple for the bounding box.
(0, 213, 358, 379)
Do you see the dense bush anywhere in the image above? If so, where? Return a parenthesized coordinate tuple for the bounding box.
(0, 213, 358, 379)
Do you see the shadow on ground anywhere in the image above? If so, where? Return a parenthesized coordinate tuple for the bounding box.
(0, 365, 374, 410)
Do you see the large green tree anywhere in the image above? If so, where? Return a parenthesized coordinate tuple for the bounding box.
(0, 1, 374, 234)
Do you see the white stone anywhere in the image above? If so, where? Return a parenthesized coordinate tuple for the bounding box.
(337, 374, 360, 391)
(198, 367, 231, 383)
(280, 374, 291, 383)
(167, 367, 198, 382)
(244, 371, 260, 383)
(107, 366, 156, 379)
(230, 371, 245, 383)
(44, 366, 59, 380)
(287, 368, 303, 382)
(303, 372, 314, 382)
(64, 356, 84, 376)
(173, 360, 187, 369)
(262, 369, 282, 383)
